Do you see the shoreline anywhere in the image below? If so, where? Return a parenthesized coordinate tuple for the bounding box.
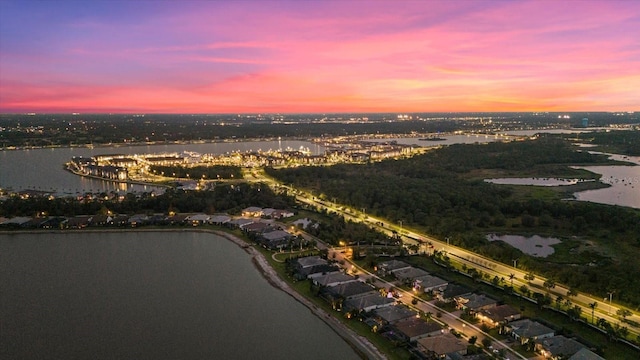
(210, 230, 387, 360)
(1, 228, 387, 360)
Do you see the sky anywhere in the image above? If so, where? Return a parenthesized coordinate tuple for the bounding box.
(0, 0, 639, 114)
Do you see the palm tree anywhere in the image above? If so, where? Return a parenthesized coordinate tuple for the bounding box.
(509, 273, 515, 287)
(616, 308, 632, 321)
(597, 317, 609, 329)
(425, 312, 433, 323)
(543, 278, 556, 294)
(589, 302, 598, 323)
(524, 272, 535, 283)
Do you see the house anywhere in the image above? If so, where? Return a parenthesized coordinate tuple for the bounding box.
(208, 214, 231, 225)
(535, 335, 586, 359)
(457, 293, 498, 313)
(372, 305, 417, 325)
(322, 281, 377, 311)
(292, 256, 338, 279)
(505, 319, 555, 344)
(1, 216, 33, 227)
(437, 283, 472, 302)
(186, 214, 210, 225)
(67, 215, 91, 229)
(41, 217, 67, 229)
(241, 206, 263, 217)
(166, 213, 189, 225)
(242, 222, 272, 234)
(228, 218, 255, 229)
(417, 332, 467, 358)
(392, 267, 429, 284)
(111, 215, 130, 226)
(260, 229, 292, 250)
(376, 259, 411, 276)
(128, 214, 149, 227)
(478, 304, 521, 327)
(309, 272, 356, 287)
(262, 208, 294, 219)
(323, 281, 377, 301)
(568, 348, 605, 360)
(21, 217, 49, 228)
(89, 214, 113, 226)
(392, 317, 442, 342)
(413, 274, 448, 293)
(343, 293, 395, 313)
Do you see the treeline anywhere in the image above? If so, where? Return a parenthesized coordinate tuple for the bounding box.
(581, 130, 640, 156)
(149, 165, 242, 180)
(0, 183, 295, 217)
(266, 137, 640, 306)
(303, 211, 393, 246)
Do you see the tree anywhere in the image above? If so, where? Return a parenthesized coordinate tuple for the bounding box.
(597, 317, 609, 329)
(509, 273, 516, 287)
(543, 278, 556, 294)
(555, 295, 564, 309)
(524, 272, 535, 283)
(589, 302, 598, 324)
(616, 308, 632, 321)
(568, 305, 582, 321)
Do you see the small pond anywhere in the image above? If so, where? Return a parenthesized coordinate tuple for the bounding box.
(487, 234, 561, 257)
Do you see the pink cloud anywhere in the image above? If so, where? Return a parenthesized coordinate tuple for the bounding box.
(1, 0, 639, 113)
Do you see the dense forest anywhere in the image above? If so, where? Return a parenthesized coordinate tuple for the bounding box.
(581, 130, 640, 156)
(266, 137, 640, 307)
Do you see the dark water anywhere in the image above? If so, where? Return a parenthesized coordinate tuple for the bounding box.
(0, 231, 359, 360)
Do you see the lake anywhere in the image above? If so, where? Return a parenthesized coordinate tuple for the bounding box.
(572, 153, 640, 209)
(487, 234, 561, 257)
(0, 231, 360, 360)
(0, 140, 323, 195)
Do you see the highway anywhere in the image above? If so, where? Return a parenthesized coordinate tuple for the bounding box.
(247, 168, 640, 342)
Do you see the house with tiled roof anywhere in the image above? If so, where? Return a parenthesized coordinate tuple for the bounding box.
(309, 272, 356, 287)
(372, 305, 416, 325)
(376, 259, 411, 276)
(392, 267, 429, 284)
(505, 319, 555, 344)
(343, 293, 395, 313)
(417, 332, 467, 358)
(392, 317, 442, 342)
(568, 348, 605, 360)
(478, 304, 521, 327)
(535, 335, 586, 359)
(413, 274, 448, 293)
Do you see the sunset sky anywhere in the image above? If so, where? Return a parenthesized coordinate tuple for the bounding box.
(1, 0, 638, 114)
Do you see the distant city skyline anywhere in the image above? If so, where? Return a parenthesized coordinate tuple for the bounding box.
(1, 0, 638, 114)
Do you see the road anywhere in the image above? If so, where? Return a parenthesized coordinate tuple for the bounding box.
(327, 246, 529, 360)
(247, 168, 640, 340)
